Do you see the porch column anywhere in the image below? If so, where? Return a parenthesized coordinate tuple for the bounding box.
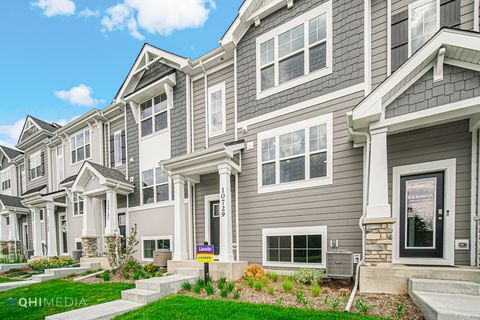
(81, 195, 98, 257)
(367, 128, 391, 218)
(8, 212, 18, 241)
(46, 203, 57, 257)
(173, 174, 188, 261)
(218, 163, 234, 262)
(104, 190, 119, 236)
(0, 214, 8, 241)
(31, 208, 43, 256)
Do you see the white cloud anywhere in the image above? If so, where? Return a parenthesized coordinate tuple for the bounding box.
(79, 8, 100, 18)
(101, 0, 216, 40)
(54, 84, 104, 107)
(32, 0, 76, 17)
(0, 118, 25, 147)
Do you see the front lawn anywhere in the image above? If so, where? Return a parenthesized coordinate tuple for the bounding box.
(0, 279, 134, 320)
(0, 277, 20, 283)
(115, 295, 386, 320)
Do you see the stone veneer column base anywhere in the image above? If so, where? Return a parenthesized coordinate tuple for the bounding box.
(0, 240, 8, 256)
(363, 217, 395, 264)
(6, 241, 21, 258)
(81, 237, 98, 258)
(103, 235, 120, 256)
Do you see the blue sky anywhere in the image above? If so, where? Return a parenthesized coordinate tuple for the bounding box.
(0, 0, 243, 147)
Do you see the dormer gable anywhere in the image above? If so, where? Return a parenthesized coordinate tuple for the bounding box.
(16, 115, 60, 150)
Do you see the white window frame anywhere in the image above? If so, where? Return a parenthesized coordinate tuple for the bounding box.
(1, 168, 11, 191)
(139, 93, 169, 139)
(56, 145, 65, 186)
(255, 1, 333, 100)
(113, 130, 123, 168)
(208, 82, 227, 137)
(141, 235, 173, 261)
(20, 167, 26, 195)
(262, 226, 327, 268)
(257, 113, 333, 193)
(73, 194, 84, 216)
(30, 151, 43, 181)
(141, 167, 171, 205)
(70, 129, 91, 164)
(408, 0, 440, 57)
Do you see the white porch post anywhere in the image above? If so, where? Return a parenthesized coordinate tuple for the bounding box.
(8, 212, 18, 241)
(104, 190, 119, 236)
(32, 208, 43, 256)
(173, 174, 188, 261)
(366, 128, 391, 218)
(46, 203, 57, 257)
(82, 196, 97, 237)
(218, 163, 234, 262)
(0, 214, 8, 241)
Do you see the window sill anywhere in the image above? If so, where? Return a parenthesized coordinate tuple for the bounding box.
(258, 176, 333, 194)
(30, 176, 44, 182)
(140, 128, 169, 142)
(263, 261, 326, 269)
(71, 157, 92, 166)
(209, 129, 226, 138)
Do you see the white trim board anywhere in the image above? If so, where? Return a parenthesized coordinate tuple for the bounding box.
(392, 159, 456, 266)
(238, 83, 364, 129)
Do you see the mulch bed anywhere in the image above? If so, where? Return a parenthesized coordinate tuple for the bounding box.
(180, 278, 423, 320)
(0, 267, 42, 280)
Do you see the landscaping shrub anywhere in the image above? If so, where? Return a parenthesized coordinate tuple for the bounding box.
(193, 283, 203, 294)
(282, 280, 293, 292)
(219, 289, 229, 298)
(246, 278, 255, 288)
(292, 268, 325, 285)
(296, 289, 309, 307)
(254, 280, 263, 291)
(232, 290, 241, 300)
(182, 281, 192, 291)
(144, 262, 158, 275)
(28, 256, 75, 271)
(331, 298, 340, 310)
(205, 283, 214, 295)
(261, 276, 269, 286)
(217, 277, 227, 290)
(269, 272, 279, 282)
(102, 271, 111, 281)
(194, 278, 206, 288)
(226, 281, 235, 293)
(267, 286, 275, 295)
(311, 284, 320, 297)
(124, 273, 130, 280)
(243, 264, 266, 279)
(355, 298, 371, 314)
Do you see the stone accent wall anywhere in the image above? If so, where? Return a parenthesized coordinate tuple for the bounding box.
(364, 221, 394, 264)
(0, 240, 8, 256)
(6, 240, 21, 257)
(81, 237, 98, 258)
(103, 235, 119, 257)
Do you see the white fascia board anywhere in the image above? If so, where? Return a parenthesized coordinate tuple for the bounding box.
(352, 29, 480, 127)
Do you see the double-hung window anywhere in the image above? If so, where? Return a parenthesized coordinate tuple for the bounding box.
(263, 226, 327, 268)
(258, 114, 332, 193)
(1, 169, 11, 191)
(73, 195, 84, 216)
(113, 131, 123, 167)
(56, 145, 64, 186)
(70, 130, 91, 164)
(142, 236, 172, 260)
(142, 167, 170, 204)
(140, 93, 168, 138)
(408, 0, 439, 55)
(30, 151, 43, 180)
(208, 82, 226, 137)
(256, 1, 332, 99)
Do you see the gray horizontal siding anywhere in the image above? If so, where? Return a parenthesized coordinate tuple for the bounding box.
(387, 120, 471, 265)
(108, 115, 126, 175)
(25, 143, 49, 192)
(237, 91, 364, 265)
(371, 0, 388, 89)
(193, 78, 206, 151)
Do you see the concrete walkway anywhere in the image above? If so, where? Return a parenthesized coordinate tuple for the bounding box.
(46, 274, 198, 320)
(409, 278, 480, 320)
(0, 280, 36, 291)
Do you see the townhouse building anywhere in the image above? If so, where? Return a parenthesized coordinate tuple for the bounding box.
(0, 0, 479, 292)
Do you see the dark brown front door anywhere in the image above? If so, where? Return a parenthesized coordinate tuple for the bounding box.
(399, 172, 444, 258)
(210, 201, 220, 256)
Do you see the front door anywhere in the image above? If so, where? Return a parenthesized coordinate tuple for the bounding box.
(22, 223, 29, 254)
(60, 214, 68, 254)
(399, 172, 444, 258)
(210, 200, 220, 256)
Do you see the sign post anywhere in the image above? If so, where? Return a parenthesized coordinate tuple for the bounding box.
(196, 242, 214, 283)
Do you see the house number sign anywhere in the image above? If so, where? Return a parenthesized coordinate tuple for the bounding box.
(220, 187, 226, 217)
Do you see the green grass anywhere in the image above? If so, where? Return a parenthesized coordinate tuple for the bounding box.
(0, 278, 20, 283)
(114, 295, 386, 320)
(0, 279, 134, 320)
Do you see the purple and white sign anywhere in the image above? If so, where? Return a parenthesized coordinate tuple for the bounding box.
(196, 245, 214, 255)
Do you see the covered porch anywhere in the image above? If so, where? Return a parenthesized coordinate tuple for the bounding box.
(71, 161, 133, 260)
(0, 194, 30, 258)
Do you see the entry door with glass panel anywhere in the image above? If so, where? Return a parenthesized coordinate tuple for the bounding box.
(60, 214, 68, 254)
(399, 172, 444, 258)
(210, 201, 220, 256)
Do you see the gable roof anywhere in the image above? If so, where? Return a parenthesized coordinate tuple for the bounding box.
(0, 145, 23, 161)
(86, 161, 129, 183)
(29, 115, 61, 133)
(0, 194, 27, 210)
(17, 115, 61, 148)
(351, 28, 480, 129)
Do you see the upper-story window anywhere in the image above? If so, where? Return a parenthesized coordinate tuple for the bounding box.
(29, 151, 43, 180)
(1, 169, 11, 191)
(70, 129, 91, 164)
(208, 82, 226, 137)
(256, 1, 332, 99)
(140, 93, 168, 138)
(408, 0, 439, 55)
(142, 167, 170, 205)
(257, 113, 333, 193)
(113, 131, 123, 167)
(56, 145, 64, 186)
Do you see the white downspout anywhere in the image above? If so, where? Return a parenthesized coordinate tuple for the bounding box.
(345, 125, 370, 312)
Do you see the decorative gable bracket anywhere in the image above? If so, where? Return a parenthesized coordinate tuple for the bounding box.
(433, 47, 446, 82)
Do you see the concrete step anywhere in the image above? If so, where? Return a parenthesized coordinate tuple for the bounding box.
(410, 291, 480, 320)
(31, 274, 58, 282)
(45, 299, 143, 320)
(45, 267, 90, 277)
(135, 274, 197, 293)
(409, 278, 480, 296)
(0, 263, 28, 272)
(0, 280, 36, 292)
(80, 262, 101, 269)
(176, 267, 203, 277)
(121, 288, 164, 304)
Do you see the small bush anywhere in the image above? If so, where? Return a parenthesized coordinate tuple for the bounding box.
(102, 271, 111, 281)
(194, 278, 206, 288)
(296, 289, 309, 307)
(123, 273, 130, 280)
(331, 298, 340, 310)
(293, 268, 325, 285)
(232, 290, 241, 300)
(182, 281, 192, 291)
(133, 273, 140, 280)
(311, 284, 321, 297)
(154, 271, 163, 277)
(254, 281, 263, 291)
(261, 276, 269, 286)
(246, 278, 255, 288)
(395, 301, 406, 319)
(111, 268, 117, 275)
(269, 272, 279, 282)
(355, 298, 371, 314)
(205, 283, 214, 295)
(267, 286, 275, 295)
(28, 256, 75, 271)
(226, 281, 235, 293)
(219, 290, 229, 298)
(243, 264, 266, 280)
(193, 283, 203, 294)
(217, 277, 227, 290)
(282, 280, 293, 292)
(144, 262, 158, 275)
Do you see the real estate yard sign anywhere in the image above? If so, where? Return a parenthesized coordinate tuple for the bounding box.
(196, 245, 214, 263)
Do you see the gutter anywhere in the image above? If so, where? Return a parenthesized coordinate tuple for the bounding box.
(345, 115, 370, 312)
